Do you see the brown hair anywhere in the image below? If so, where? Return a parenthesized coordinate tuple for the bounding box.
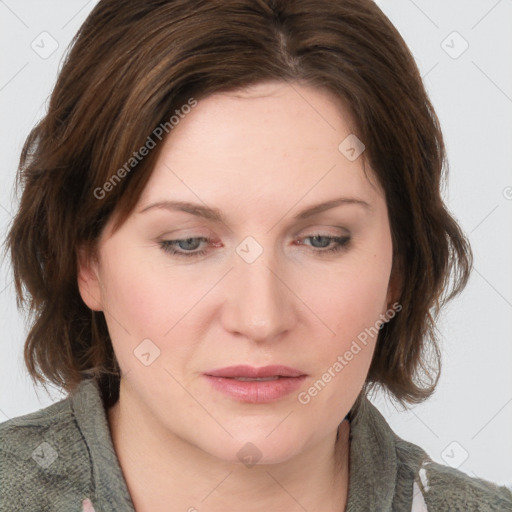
(5, 0, 472, 408)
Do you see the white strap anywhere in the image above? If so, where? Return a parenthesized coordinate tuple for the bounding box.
(411, 481, 429, 511)
(82, 498, 96, 512)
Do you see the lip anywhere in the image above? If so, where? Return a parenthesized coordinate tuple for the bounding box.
(204, 365, 306, 378)
(203, 365, 307, 403)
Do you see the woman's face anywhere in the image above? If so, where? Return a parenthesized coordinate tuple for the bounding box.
(79, 81, 395, 464)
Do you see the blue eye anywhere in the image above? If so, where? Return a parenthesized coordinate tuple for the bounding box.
(160, 237, 210, 257)
(159, 234, 350, 258)
(301, 235, 350, 254)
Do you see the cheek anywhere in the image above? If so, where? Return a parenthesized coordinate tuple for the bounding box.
(293, 243, 393, 409)
(97, 241, 217, 376)
(295, 250, 392, 415)
(96, 244, 182, 356)
(302, 241, 392, 343)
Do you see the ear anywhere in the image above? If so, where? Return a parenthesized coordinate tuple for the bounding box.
(77, 245, 103, 311)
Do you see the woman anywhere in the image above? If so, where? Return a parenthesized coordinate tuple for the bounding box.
(1, 0, 511, 511)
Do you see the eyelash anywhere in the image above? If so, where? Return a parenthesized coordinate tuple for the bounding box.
(159, 234, 351, 259)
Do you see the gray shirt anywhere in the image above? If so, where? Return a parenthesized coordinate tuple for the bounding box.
(1, 379, 511, 511)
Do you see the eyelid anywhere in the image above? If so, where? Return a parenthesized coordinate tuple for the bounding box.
(296, 224, 350, 235)
(157, 226, 349, 247)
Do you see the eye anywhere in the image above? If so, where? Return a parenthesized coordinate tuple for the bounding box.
(298, 234, 351, 255)
(159, 234, 351, 259)
(159, 237, 211, 258)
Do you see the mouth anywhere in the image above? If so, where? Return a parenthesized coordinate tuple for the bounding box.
(203, 365, 307, 403)
(224, 376, 283, 382)
(204, 365, 307, 379)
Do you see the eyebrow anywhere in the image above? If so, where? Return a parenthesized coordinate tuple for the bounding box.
(138, 197, 372, 223)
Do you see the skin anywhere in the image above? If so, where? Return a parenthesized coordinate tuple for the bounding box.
(78, 80, 396, 512)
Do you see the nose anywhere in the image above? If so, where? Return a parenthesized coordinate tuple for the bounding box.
(220, 248, 295, 343)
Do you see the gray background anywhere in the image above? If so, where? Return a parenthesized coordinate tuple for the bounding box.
(1, 0, 511, 487)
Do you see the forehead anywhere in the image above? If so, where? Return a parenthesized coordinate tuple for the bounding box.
(151, 82, 372, 177)
(162, 81, 359, 159)
(139, 81, 379, 201)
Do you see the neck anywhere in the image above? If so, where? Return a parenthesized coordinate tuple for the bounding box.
(107, 382, 351, 512)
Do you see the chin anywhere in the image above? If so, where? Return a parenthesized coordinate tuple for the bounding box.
(198, 431, 310, 467)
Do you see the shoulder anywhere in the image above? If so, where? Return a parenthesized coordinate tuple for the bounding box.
(394, 436, 512, 511)
(0, 384, 94, 511)
(349, 397, 511, 511)
(416, 459, 512, 511)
